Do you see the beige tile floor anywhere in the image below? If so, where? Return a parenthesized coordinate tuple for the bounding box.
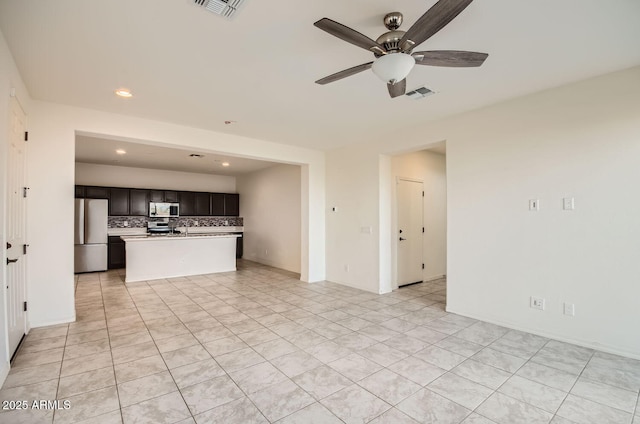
(1, 260, 639, 424)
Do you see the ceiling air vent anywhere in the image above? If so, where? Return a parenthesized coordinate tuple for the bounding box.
(193, 0, 245, 19)
(406, 86, 435, 100)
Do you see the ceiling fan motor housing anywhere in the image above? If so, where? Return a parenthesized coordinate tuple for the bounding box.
(376, 30, 407, 55)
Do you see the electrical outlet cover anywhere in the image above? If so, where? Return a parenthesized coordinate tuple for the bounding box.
(530, 296, 545, 310)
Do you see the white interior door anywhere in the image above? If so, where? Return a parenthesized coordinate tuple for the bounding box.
(397, 178, 423, 287)
(6, 96, 28, 357)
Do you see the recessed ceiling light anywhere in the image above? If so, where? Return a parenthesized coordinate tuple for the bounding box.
(115, 149, 126, 155)
(221, 162, 230, 167)
(115, 88, 133, 98)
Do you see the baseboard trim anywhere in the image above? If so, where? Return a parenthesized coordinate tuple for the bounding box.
(0, 360, 10, 388)
(324, 278, 380, 295)
(241, 255, 300, 276)
(424, 274, 446, 282)
(29, 315, 76, 329)
(445, 306, 640, 360)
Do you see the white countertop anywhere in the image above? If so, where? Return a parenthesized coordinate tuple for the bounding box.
(108, 226, 243, 236)
(121, 233, 241, 242)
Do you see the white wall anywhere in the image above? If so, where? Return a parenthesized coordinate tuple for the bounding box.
(443, 67, 640, 358)
(26, 101, 326, 330)
(75, 162, 235, 193)
(391, 150, 447, 283)
(0, 29, 31, 383)
(236, 164, 301, 273)
(324, 66, 640, 358)
(325, 146, 385, 293)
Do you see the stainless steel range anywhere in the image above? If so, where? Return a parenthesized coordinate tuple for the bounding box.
(147, 219, 179, 235)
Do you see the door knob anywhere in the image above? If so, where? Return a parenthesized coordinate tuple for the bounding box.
(399, 237, 406, 241)
(6, 258, 18, 265)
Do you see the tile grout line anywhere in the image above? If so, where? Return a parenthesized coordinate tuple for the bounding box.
(98, 273, 127, 424)
(123, 276, 199, 422)
(49, 321, 68, 424)
(475, 337, 563, 423)
(162, 274, 271, 423)
(11, 265, 640, 424)
(549, 348, 595, 423)
(176, 272, 392, 423)
(632, 389, 639, 424)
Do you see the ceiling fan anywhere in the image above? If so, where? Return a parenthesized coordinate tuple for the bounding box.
(314, 0, 488, 98)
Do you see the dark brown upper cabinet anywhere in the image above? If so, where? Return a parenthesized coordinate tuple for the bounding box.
(75, 185, 85, 198)
(84, 186, 110, 199)
(224, 193, 240, 216)
(150, 190, 178, 203)
(164, 191, 179, 202)
(194, 192, 211, 216)
(211, 193, 225, 216)
(129, 189, 150, 216)
(76, 184, 237, 217)
(178, 191, 196, 216)
(109, 188, 129, 216)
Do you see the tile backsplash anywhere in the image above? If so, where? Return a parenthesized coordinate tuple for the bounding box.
(108, 216, 243, 228)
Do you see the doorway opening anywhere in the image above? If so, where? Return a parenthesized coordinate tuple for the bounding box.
(391, 142, 447, 302)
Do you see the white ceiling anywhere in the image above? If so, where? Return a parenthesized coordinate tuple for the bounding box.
(75, 135, 278, 175)
(1, 0, 639, 152)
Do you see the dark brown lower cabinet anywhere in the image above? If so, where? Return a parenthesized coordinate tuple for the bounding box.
(108, 236, 126, 269)
(236, 234, 243, 259)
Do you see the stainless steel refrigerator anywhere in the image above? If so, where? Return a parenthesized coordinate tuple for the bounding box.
(74, 198, 108, 273)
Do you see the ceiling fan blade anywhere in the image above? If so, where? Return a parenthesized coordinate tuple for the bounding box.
(413, 50, 488, 67)
(315, 62, 373, 85)
(388, 79, 406, 98)
(314, 18, 386, 54)
(400, 0, 474, 51)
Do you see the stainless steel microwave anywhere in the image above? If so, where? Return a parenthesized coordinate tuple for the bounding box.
(149, 202, 179, 217)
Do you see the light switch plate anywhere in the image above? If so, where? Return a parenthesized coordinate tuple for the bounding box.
(563, 302, 575, 316)
(563, 197, 575, 210)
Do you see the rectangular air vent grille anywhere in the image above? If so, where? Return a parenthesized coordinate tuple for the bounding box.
(406, 86, 435, 100)
(194, 0, 245, 19)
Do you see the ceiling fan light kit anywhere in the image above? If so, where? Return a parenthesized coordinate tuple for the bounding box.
(372, 53, 416, 85)
(313, 0, 487, 98)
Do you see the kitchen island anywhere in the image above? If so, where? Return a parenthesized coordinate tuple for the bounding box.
(120, 233, 240, 283)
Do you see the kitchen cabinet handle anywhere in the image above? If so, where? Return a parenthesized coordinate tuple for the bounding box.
(399, 237, 406, 241)
(6, 258, 18, 265)
(5, 242, 11, 249)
